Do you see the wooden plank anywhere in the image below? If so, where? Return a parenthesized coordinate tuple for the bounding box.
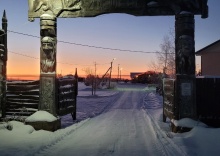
(6, 101, 38, 106)
(58, 87, 75, 92)
(59, 81, 75, 87)
(58, 100, 75, 109)
(6, 101, 39, 108)
(7, 95, 39, 100)
(6, 102, 38, 109)
(58, 90, 75, 95)
(7, 98, 39, 103)
(6, 90, 39, 96)
(57, 107, 75, 116)
(58, 93, 74, 101)
(7, 85, 39, 91)
(58, 78, 75, 86)
(6, 108, 37, 113)
(7, 80, 39, 86)
(58, 77, 75, 82)
(6, 111, 35, 116)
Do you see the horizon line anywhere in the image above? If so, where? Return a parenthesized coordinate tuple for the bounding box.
(8, 74, 130, 77)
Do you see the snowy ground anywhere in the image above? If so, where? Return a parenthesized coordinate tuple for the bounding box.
(0, 82, 220, 156)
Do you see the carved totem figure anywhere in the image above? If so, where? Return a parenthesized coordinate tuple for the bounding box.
(175, 12, 195, 75)
(39, 14, 57, 116)
(175, 12, 196, 119)
(0, 10, 7, 118)
(0, 29, 4, 113)
(40, 36, 56, 73)
(177, 35, 194, 75)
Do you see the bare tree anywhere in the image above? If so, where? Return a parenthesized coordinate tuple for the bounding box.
(149, 60, 161, 73)
(82, 67, 96, 95)
(82, 67, 94, 76)
(155, 31, 175, 77)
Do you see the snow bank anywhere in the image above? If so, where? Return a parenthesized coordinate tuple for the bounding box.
(25, 111, 58, 122)
(171, 118, 207, 128)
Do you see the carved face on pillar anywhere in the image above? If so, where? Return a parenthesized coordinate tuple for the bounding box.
(41, 36, 56, 73)
(0, 48, 3, 78)
(179, 35, 193, 56)
(177, 35, 194, 74)
(0, 29, 5, 61)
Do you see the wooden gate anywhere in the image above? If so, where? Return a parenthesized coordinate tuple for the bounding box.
(2, 75, 78, 120)
(57, 75, 78, 120)
(163, 77, 220, 127)
(6, 80, 39, 118)
(196, 78, 220, 127)
(163, 78, 176, 122)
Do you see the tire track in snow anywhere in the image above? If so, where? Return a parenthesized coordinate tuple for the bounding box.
(144, 109, 188, 156)
(33, 119, 90, 156)
(34, 93, 121, 156)
(143, 91, 188, 156)
(141, 109, 168, 156)
(143, 92, 163, 109)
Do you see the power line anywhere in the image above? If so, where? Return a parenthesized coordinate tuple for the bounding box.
(3, 29, 175, 69)
(8, 50, 110, 67)
(9, 51, 39, 60)
(8, 30, 40, 39)
(7, 30, 160, 54)
(8, 50, 93, 66)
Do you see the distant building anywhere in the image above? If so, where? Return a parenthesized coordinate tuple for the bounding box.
(131, 71, 161, 84)
(196, 40, 220, 76)
(130, 72, 144, 79)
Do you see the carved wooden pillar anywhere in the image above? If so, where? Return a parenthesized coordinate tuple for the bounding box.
(0, 10, 7, 118)
(39, 14, 57, 116)
(175, 12, 196, 119)
(0, 30, 5, 118)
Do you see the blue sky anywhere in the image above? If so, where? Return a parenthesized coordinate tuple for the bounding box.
(0, 0, 219, 77)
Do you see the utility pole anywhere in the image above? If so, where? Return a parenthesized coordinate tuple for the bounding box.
(108, 58, 115, 88)
(120, 68, 122, 81)
(94, 62, 96, 95)
(118, 64, 120, 82)
(109, 61, 112, 88)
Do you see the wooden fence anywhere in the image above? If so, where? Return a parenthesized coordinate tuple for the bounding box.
(163, 77, 220, 127)
(2, 76, 78, 120)
(6, 80, 39, 118)
(196, 78, 220, 127)
(163, 78, 176, 121)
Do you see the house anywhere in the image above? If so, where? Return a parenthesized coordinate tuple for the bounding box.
(196, 40, 220, 76)
(130, 72, 144, 79)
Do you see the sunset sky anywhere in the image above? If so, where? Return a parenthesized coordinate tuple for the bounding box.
(0, 0, 220, 79)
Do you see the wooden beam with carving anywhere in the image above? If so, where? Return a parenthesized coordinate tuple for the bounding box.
(28, 0, 208, 21)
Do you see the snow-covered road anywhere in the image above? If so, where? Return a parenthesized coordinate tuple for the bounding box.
(36, 84, 183, 156)
(1, 83, 220, 156)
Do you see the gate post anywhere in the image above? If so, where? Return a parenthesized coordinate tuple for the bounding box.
(175, 12, 196, 119)
(0, 10, 7, 118)
(39, 14, 57, 116)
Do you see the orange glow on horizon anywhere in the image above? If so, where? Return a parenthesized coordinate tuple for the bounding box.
(7, 74, 132, 81)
